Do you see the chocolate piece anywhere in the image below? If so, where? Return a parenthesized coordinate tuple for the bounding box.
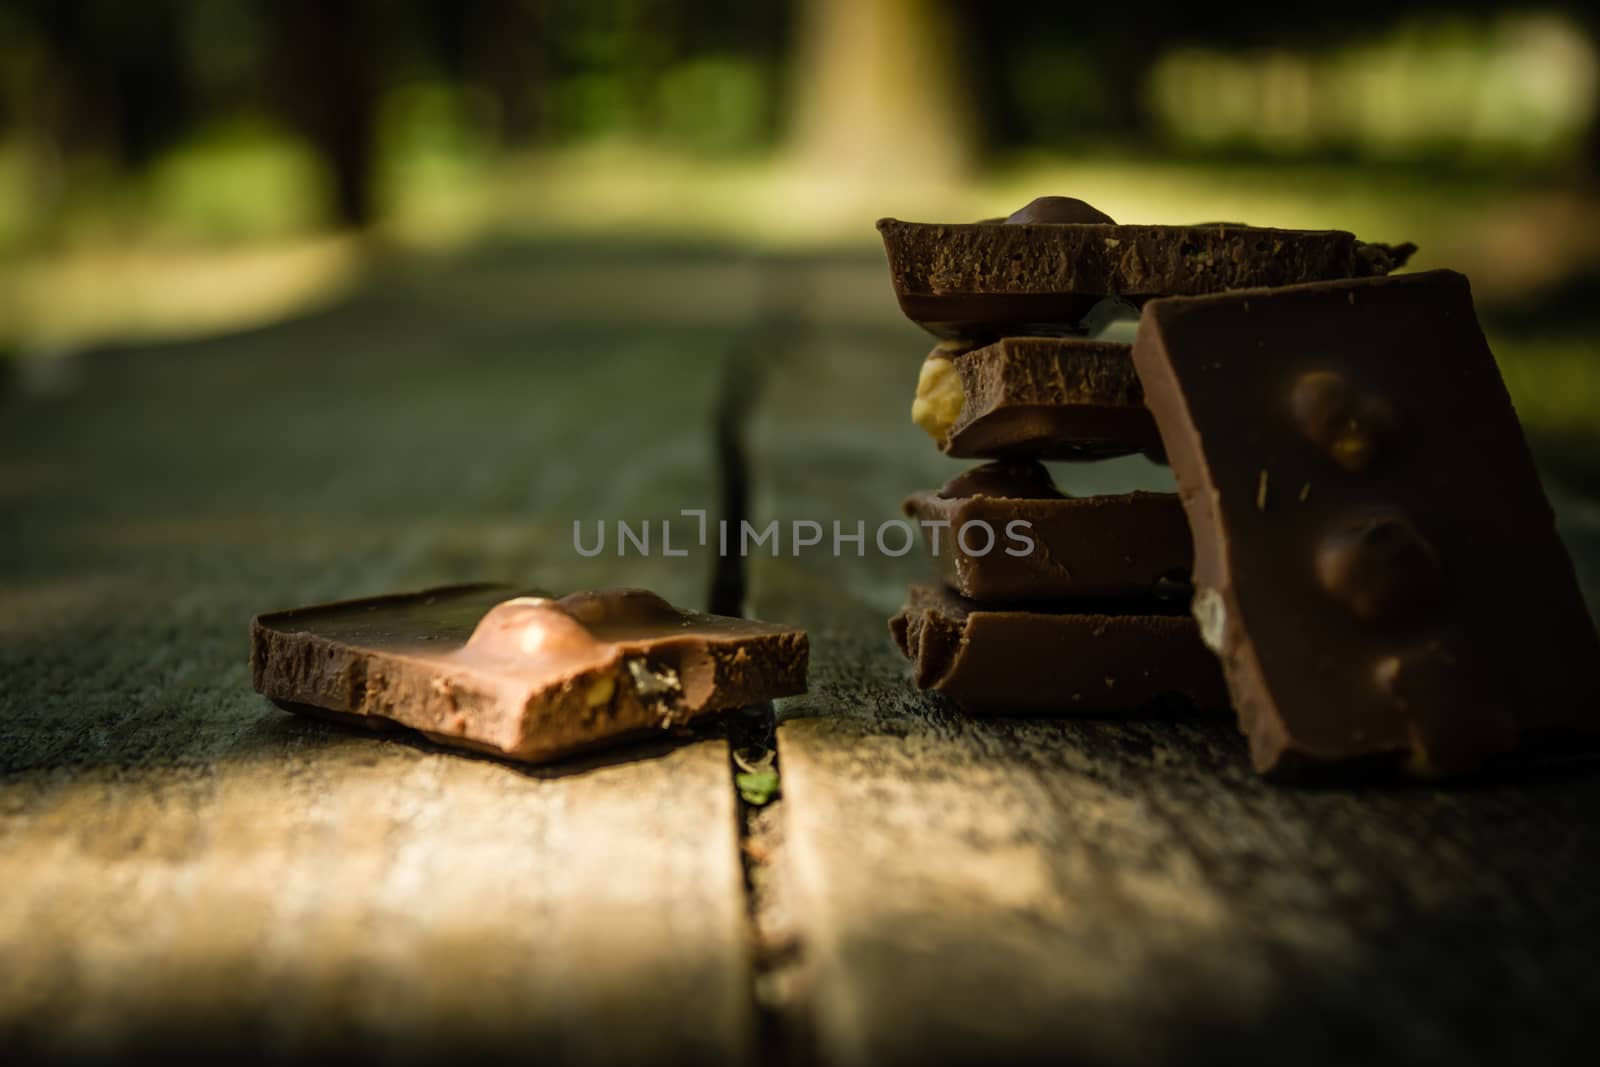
(1005, 196, 1116, 225)
(251, 583, 808, 763)
(912, 337, 1161, 459)
(902, 461, 1192, 602)
(889, 583, 1229, 714)
(1131, 270, 1600, 778)
(877, 218, 1416, 341)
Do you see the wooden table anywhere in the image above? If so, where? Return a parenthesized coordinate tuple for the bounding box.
(3, 242, 1598, 1065)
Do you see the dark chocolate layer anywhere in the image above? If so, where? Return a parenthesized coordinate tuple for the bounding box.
(889, 583, 1229, 715)
(901, 461, 1193, 602)
(251, 583, 809, 763)
(913, 337, 1161, 460)
(1131, 270, 1600, 778)
(878, 219, 1415, 341)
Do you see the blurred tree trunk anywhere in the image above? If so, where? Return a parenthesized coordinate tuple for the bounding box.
(27, 2, 192, 171)
(786, 0, 975, 182)
(1588, 16, 1600, 186)
(273, 0, 380, 229)
(1097, 48, 1150, 141)
(474, 0, 544, 146)
(1588, 110, 1600, 184)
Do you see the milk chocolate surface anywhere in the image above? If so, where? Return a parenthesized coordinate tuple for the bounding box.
(251, 583, 809, 763)
(889, 583, 1229, 715)
(913, 337, 1161, 459)
(1132, 270, 1600, 778)
(902, 462, 1192, 602)
(878, 218, 1415, 341)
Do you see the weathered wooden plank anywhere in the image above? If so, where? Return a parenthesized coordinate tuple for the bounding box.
(0, 246, 758, 1063)
(745, 301, 1600, 1066)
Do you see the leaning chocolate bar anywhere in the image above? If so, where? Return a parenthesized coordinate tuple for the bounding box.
(878, 217, 1414, 340)
(251, 583, 808, 763)
(1131, 270, 1600, 778)
(912, 337, 1161, 460)
(889, 583, 1228, 715)
(902, 462, 1191, 602)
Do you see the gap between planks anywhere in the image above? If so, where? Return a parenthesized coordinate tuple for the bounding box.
(711, 327, 815, 1067)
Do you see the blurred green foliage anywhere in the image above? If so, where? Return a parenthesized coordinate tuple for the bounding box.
(145, 118, 328, 241)
(0, 1, 1595, 474)
(1147, 14, 1597, 163)
(0, 0, 792, 241)
(656, 56, 773, 153)
(2, 0, 1596, 247)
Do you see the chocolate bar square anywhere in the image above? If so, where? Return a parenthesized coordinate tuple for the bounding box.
(1132, 270, 1600, 777)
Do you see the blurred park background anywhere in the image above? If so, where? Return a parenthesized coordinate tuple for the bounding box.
(2, 0, 1598, 482)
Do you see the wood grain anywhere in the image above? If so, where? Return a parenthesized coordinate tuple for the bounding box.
(0, 246, 758, 1063)
(745, 310, 1600, 1067)
(7, 242, 1600, 1066)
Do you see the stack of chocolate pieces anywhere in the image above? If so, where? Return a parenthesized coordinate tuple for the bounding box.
(882, 195, 1409, 716)
(881, 195, 1600, 778)
(891, 459, 1223, 715)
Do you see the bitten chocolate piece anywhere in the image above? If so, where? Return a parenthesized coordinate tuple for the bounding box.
(251, 583, 809, 763)
(1132, 270, 1600, 778)
(903, 462, 1192, 602)
(878, 216, 1415, 341)
(912, 337, 1161, 459)
(889, 583, 1229, 714)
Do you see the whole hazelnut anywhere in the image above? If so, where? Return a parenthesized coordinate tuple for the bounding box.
(1289, 369, 1398, 472)
(558, 588, 680, 626)
(1004, 197, 1116, 225)
(1373, 641, 1518, 777)
(1314, 513, 1443, 625)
